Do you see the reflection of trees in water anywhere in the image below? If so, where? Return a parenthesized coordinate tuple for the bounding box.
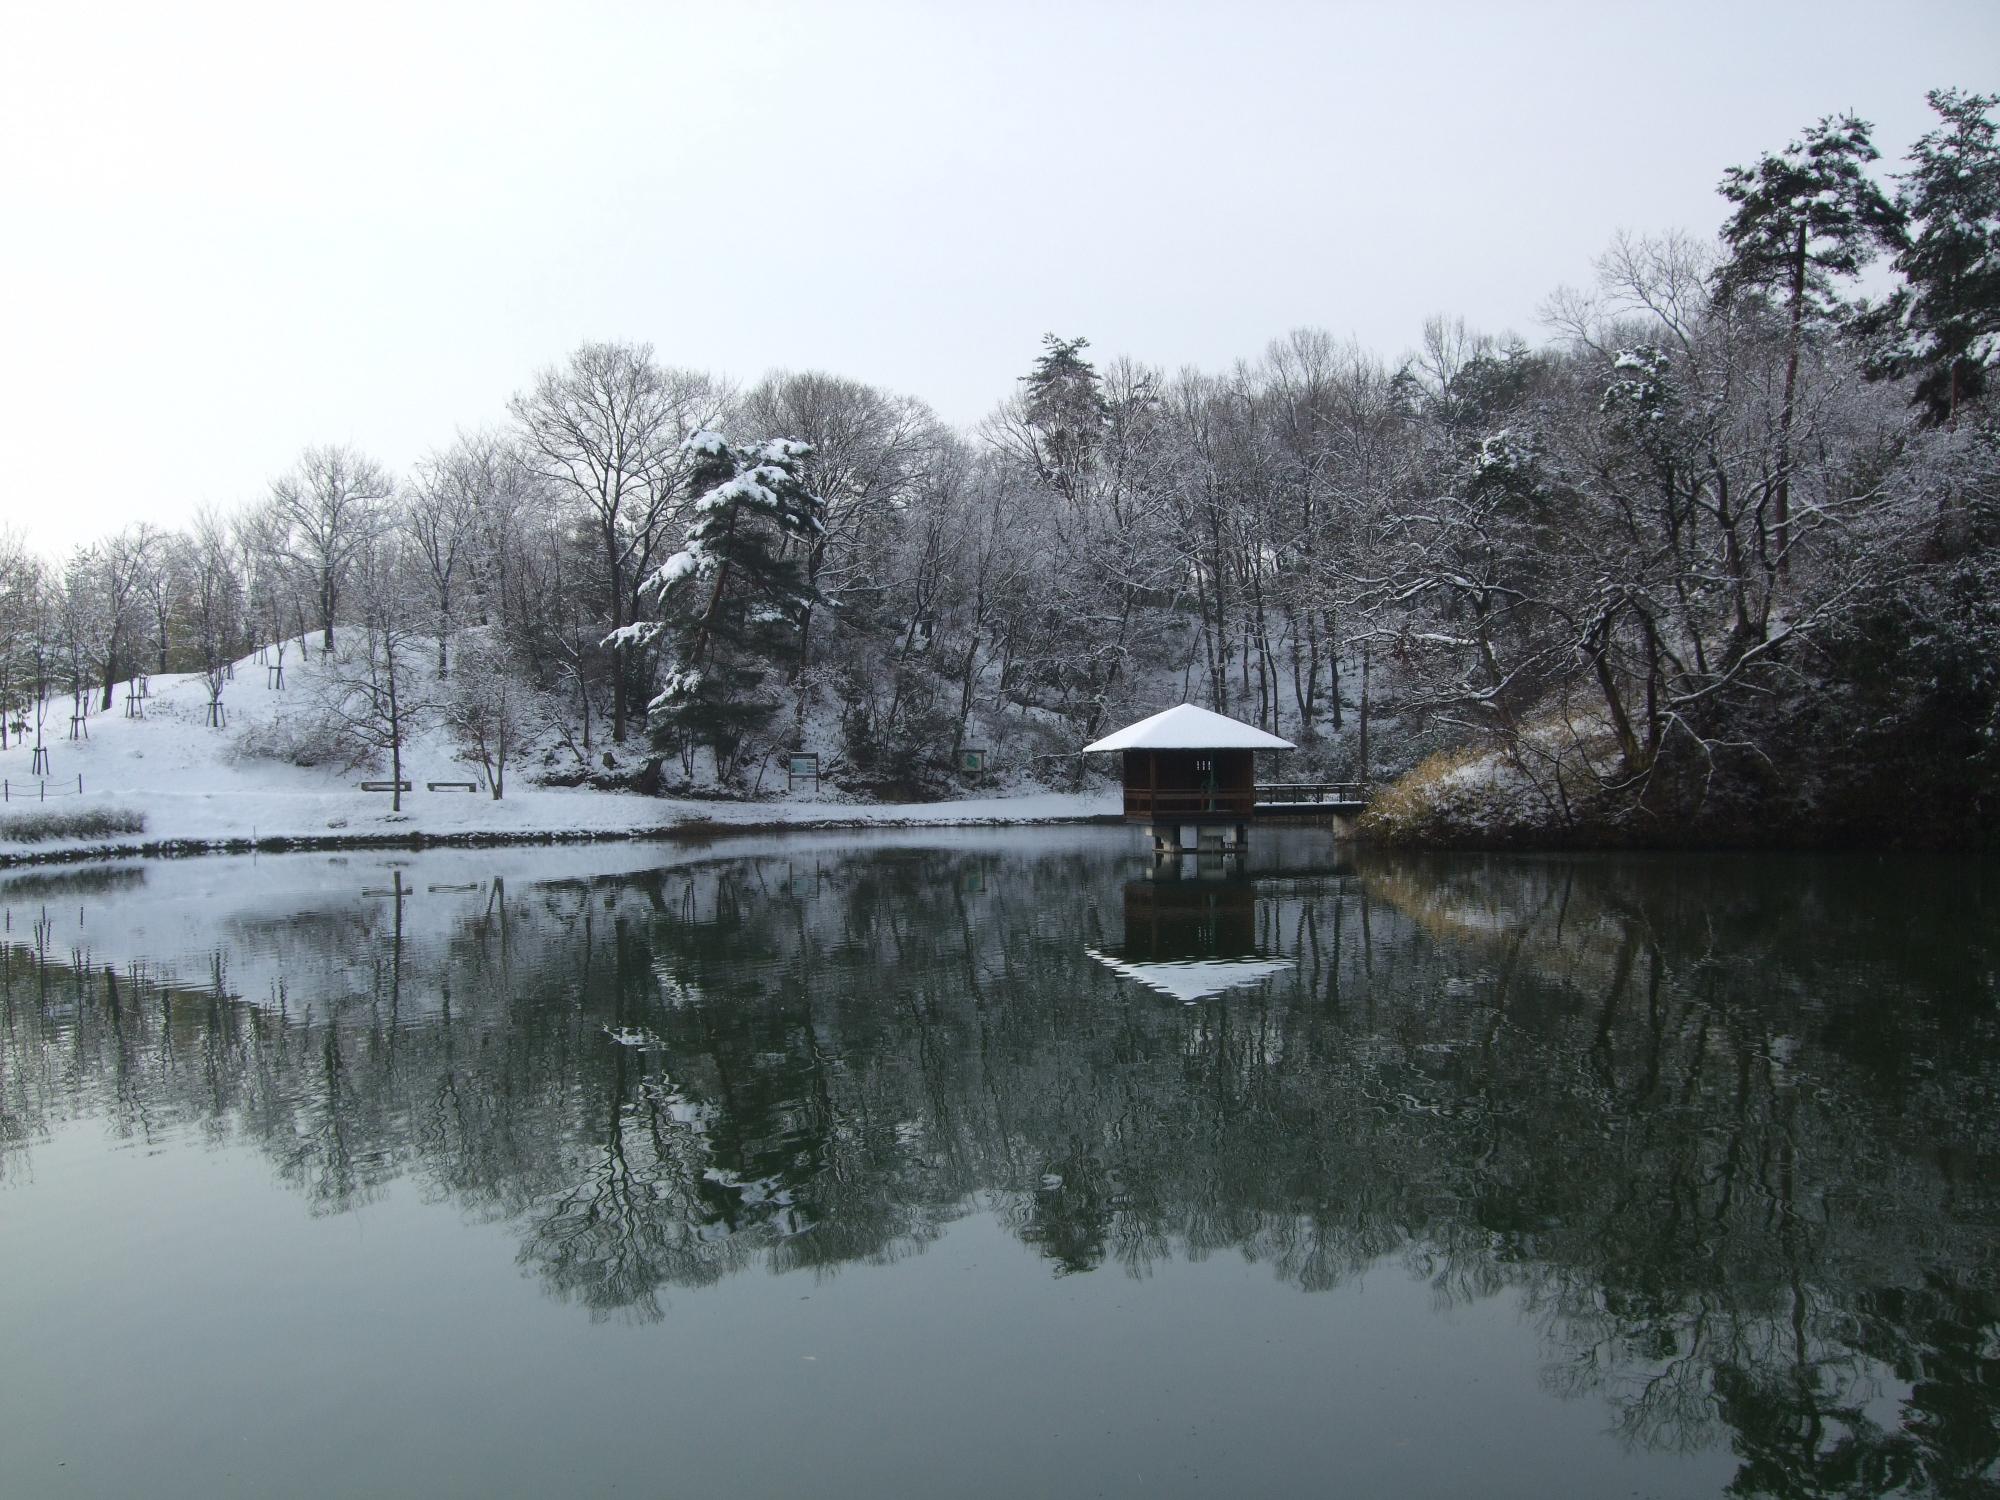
(2, 847, 1997, 1492)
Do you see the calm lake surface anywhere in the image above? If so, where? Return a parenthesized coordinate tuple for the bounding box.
(2, 829, 1995, 1499)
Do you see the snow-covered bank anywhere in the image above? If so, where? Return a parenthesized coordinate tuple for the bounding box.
(0, 648, 1118, 866)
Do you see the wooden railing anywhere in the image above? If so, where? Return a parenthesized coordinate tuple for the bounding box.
(1122, 788, 1258, 818)
(1123, 783, 1372, 820)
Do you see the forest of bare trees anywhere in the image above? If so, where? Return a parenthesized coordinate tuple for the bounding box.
(3, 92, 1995, 845)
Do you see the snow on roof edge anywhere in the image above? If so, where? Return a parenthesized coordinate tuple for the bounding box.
(1082, 702, 1295, 753)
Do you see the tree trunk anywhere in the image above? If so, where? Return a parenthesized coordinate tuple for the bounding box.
(1327, 609, 1344, 732)
(796, 533, 829, 677)
(1774, 221, 1807, 571)
(953, 636, 981, 763)
(1587, 616, 1643, 775)
(388, 654, 403, 814)
(437, 582, 450, 678)
(606, 536, 628, 742)
(1357, 640, 1370, 780)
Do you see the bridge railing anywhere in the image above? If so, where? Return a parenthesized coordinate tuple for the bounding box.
(1254, 781, 1370, 806)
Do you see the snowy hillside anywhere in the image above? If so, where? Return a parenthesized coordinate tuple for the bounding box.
(0, 641, 1116, 862)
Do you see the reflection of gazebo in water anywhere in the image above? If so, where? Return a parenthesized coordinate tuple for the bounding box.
(1083, 703, 1293, 853)
(1086, 877, 1293, 1004)
(1122, 877, 1257, 958)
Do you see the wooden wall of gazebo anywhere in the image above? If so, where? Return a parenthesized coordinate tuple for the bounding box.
(1120, 748, 1256, 823)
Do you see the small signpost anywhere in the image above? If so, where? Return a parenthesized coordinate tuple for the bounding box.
(787, 752, 820, 794)
(960, 747, 987, 776)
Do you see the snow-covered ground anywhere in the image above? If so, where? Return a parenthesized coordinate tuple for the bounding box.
(0, 645, 1117, 864)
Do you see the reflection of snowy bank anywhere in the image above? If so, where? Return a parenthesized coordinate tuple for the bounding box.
(1086, 947, 1294, 1004)
(1, 826, 1142, 1023)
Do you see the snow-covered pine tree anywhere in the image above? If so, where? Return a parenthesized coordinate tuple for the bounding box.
(1715, 114, 1902, 559)
(1864, 89, 2000, 427)
(1019, 334, 1109, 506)
(622, 431, 827, 779)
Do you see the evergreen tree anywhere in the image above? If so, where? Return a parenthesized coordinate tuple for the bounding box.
(1715, 114, 1902, 557)
(627, 432, 827, 777)
(1866, 89, 2000, 427)
(1019, 334, 1108, 504)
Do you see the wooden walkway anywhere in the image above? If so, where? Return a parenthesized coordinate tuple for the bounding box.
(1253, 782, 1369, 820)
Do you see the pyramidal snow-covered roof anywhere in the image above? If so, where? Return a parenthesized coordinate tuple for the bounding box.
(1083, 703, 1295, 753)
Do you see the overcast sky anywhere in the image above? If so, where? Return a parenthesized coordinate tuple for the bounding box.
(1, 0, 1993, 556)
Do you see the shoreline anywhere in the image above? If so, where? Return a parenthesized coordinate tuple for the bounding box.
(0, 809, 1131, 869)
(10, 810, 1991, 869)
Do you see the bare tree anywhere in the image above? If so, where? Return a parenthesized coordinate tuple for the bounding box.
(903, 442, 1034, 761)
(445, 633, 524, 798)
(509, 342, 723, 741)
(132, 523, 182, 676)
(80, 527, 154, 710)
(311, 539, 433, 812)
(736, 371, 944, 673)
(406, 430, 515, 679)
(56, 548, 111, 732)
(267, 444, 396, 652)
(19, 557, 59, 772)
(236, 507, 299, 686)
(187, 509, 245, 728)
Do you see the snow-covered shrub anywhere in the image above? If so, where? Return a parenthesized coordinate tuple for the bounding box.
(0, 807, 147, 843)
(232, 703, 364, 769)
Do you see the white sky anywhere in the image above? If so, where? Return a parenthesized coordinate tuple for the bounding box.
(2, 0, 1994, 556)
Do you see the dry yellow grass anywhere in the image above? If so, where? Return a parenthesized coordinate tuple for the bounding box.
(1359, 745, 1492, 841)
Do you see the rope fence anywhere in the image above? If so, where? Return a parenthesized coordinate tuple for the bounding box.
(3, 775, 86, 803)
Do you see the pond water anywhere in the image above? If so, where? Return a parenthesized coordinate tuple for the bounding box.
(1, 830, 1995, 1498)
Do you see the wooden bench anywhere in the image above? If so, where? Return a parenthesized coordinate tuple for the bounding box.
(426, 780, 480, 792)
(359, 780, 413, 792)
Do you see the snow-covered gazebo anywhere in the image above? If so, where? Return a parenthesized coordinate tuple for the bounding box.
(1083, 703, 1293, 852)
